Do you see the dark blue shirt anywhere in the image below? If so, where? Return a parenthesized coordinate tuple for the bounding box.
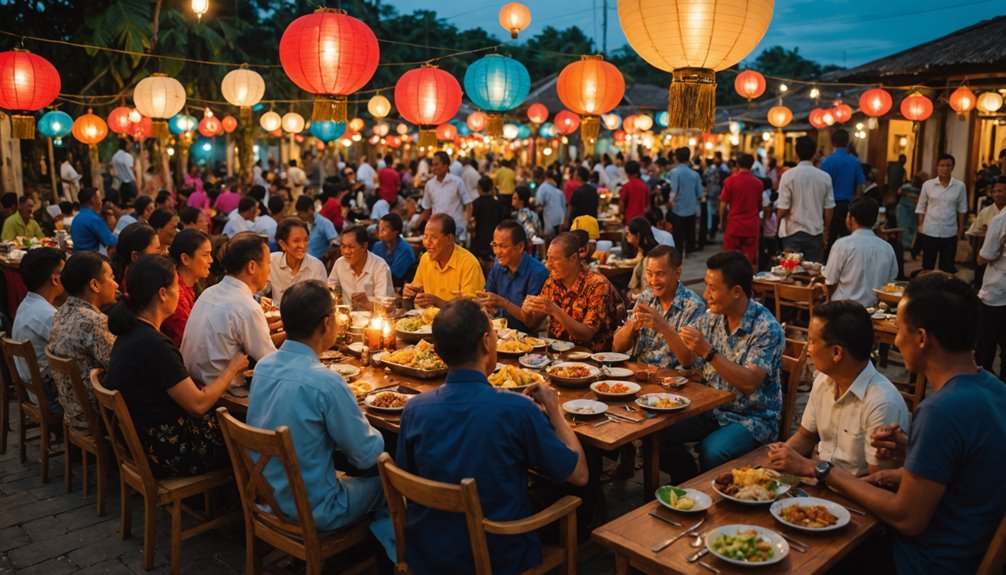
(396, 370, 578, 575)
(484, 255, 550, 333)
(820, 149, 864, 202)
(70, 206, 117, 252)
(372, 236, 416, 284)
(897, 370, 1006, 574)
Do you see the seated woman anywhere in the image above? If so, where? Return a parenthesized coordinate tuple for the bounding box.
(625, 217, 659, 298)
(161, 229, 212, 348)
(148, 208, 179, 255)
(105, 255, 248, 477)
(113, 222, 161, 294)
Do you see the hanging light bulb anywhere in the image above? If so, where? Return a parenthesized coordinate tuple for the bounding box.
(191, 0, 209, 21)
(779, 83, 788, 93)
(809, 86, 820, 99)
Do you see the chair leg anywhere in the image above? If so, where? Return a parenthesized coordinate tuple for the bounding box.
(96, 450, 106, 516)
(64, 426, 72, 493)
(18, 411, 26, 463)
(0, 379, 7, 455)
(245, 526, 259, 575)
(39, 424, 50, 484)
(170, 500, 182, 575)
(143, 494, 157, 571)
(120, 478, 132, 539)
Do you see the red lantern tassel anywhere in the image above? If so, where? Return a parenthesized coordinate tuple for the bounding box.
(580, 115, 599, 157)
(313, 95, 347, 123)
(417, 128, 436, 151)
(11, 114, 35, 139)
(668, 68, 716, 131)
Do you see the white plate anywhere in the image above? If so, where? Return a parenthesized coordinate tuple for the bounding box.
(753, 272, 782, 282)
(654, 486, 713, 513)
(590, 352, 631, 363)
(565, 351, 592, 360)
(546, 362, 601, 380)
(497, 340, 536, 355)
(705, 524, 789, 567)
(600, 366, 634, 379)
(770, 496, 851, 533)
(590, 380, 641, 399)
(635, 393, 691, 412)
(347, 342, 365, 355)
(363, 391, 410, 412)
(328, 363, 361, 380)
(319, 350, 342, 361)
(711, 477, 792, 505)
(562, 399, 608, 416)
(522, 336, 548, 349)
(519, 354, 550, 369)
(550, 340, 575, 352)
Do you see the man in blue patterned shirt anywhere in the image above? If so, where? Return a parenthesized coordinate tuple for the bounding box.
(661, 250, 785, 480)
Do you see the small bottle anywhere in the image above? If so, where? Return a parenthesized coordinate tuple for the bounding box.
(361, 344, 371, 367)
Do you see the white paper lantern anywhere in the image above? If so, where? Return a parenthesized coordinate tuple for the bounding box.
(260, 111, 282, 132)
(978, 92, 1004, 113)
(282, 112, 305, 134)
(221, 68, 265, 114)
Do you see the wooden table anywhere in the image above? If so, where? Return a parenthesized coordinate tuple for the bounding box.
(592, 446, 880, 574)
(221, 351, 733, 498)
(597, 264, 635, 292)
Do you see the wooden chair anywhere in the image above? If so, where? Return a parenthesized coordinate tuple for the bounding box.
(216, 408, 377, 575)
(773, 282, 828, 326)
(1, 337, 64, 483)
(890, 372, 928, 413)
(47, 351, 109, 515)
(779, 326, 810, 440)
(977, 511, 1006, 575)
(377, 452, 581, 575)
(1, 330, 10, 455)
(89, 369, 240, 575)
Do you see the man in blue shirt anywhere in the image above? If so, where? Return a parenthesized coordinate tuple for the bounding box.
(478, 220, 549, 333)
(70, 187, 117, 252)
(247, 280, 393, 558)
(396, 299, 588, 575)
(820, 129, 865, 252)
(372, 212, 416, 287)
(294, 195, 339, 261)
(667, 147, 703, 256)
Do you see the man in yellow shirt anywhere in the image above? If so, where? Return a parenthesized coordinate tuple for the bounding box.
(404, 213, 484, 307)
(491, 159, 517, 213)
(2, 196, 45, 241)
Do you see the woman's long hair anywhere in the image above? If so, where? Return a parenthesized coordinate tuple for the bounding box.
(108, 254, 176, 336)
(624, 217, 659, 259)
(113, 222, 158, 284)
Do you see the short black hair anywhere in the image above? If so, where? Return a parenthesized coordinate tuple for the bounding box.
(20, 247, 63, 292)
(937, 152, 956, 166)
(148, 208, 176, 231)
(295, 195, 314, 213)
(576, 166, 590, 181)
(114, 222, 158, 277)
(674, 147, 691, 163)
(61, 251, 109, 297)
(643, 208, 664, 226)
(848, 196, 879, 228)
(432, 298, 490, 366)
(552, 232, 580, 258)
(814, 300, 874, 361)
(514, 185, 531, 205)
(795, 136, 816, 161)
(18, 195, 32, 206)
(478, 176, 494, 193)
(831, 129, 850, 148)
(248, 185, 267, 202)
(179, 206, 201, 226)
(168, 228, 210, 265)
(380, 212, 403, 234)
(428, 213, 455, 236)
(134, 195, 153, 216)
(276, 217, 308, 244)
(706, 250, 753, 298)
(645, 244, 682, 268)
(1, 192, 16, 209)
(238, 196, 258, 214)
(569, 229, 589, 250)
(155, 190, 171, 206)
(78, 187, 98, 205)
(625, 160, 640, 176)
(281, 280, 335, 340)
(268, 195, 285, 216)
(902, 272, 978, 353)
(341, 225, 368, 247)
(433, 151, 450, 166)
(222, 232, 267, 275)
(738, 153, 755, 170)
(495, 219, 527, 246)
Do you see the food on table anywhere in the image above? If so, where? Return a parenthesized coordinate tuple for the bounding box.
(523, 336, 545, 347)
(396, 307, 440, 332)
(881, 283, 904, 294)
(714, 467, 783, 501)
(710, 530, 775, 563)
(498, 339, 533, 354)
(779, 504, 839, 529)
(348, 381, 372, 396)
(658, 487, 696, 510)
(595, 382, 631, 394)
(549, 365, 592, 378)
(488, 365, 543, 388)
(383, 340, 446, 370)
(569, 405, 599, 414)
(640, 395, 686, 409)
(370, 392, 408, 409)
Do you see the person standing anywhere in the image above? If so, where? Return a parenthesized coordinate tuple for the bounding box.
(667, 147, 703, 255)
(916, 153, 967, 273)
(420, 151, 474, 244)
(719, 154, 764, 267)
(355, 155, 377, 196)
(977, 197, 1006, 382)
(821, 129, 864, 250)
(532, 167, 565, 241)
(286, 159, 306, 202)
(469, 176, 506, 261)
(565, 166, 598, 228)
(111, 140, 137, 207)
(377, 154, 401, 206)
(777, 136, 835, 263)
(60, 152, 83, 202)
(491, 158, 517, 215)
(620, 160, 649, 224)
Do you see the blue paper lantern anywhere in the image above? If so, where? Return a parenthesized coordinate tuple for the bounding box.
(169, 114, 197, 135)
(517, 124, 531, 139)
(655, 111, 668, 128)
(311, 121, 346, 143)
(450, 119, 471, 137)
(539, 122, 556, 138)
(463, 54, 531, 112)
(37, 111, 72, 139)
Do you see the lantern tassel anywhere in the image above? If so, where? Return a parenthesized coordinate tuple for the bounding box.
(418, 128, 436, 151)
(240, 106, 252, 125)
(667, 68, 716, 132)
(11, 115, 35, 139)
(151, 120, 170, 139)
(580, 115, 599, 157)
(313, 95, 348, 123)
(485, 114, 503, 138)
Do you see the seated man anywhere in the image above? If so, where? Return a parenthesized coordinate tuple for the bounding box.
(295, 195, 339, 261)
(767, 300, 909, 477)
(328, 225, 394, 311)
(372, 212, 416, 287)
(478, 220, 549, 333)
(70, 187, 117, 253)
(403, 213, 484, 308)
(267, 218, 327, 307)
(612, 245, 704, 367)
(523, 232, 618, 351)
(396, 299, 588, 574)
(181, 232, 281, 387)
(247, 281, 392, 557)
(662, 250, 785, 478)
(221, 196, 259, 237)
(12, 247, 64, 408)
(820, 273, 1006, 573)
(821, 197, 898, 307)
(2, 195, 45, 241)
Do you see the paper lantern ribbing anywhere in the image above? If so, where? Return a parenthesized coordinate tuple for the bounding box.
(859, 88, 893, 117)
(38, 111, 72, 139)
(222, 115, 238, 133)
(949, 86, 976, 116)
(978, 92, 1004, 113)
(527, 103, 549, 124)
(436, 123, 457, 141)
(556, 55, 624, 155)
(464, 55, 530, 137)
(0, 48, 61, 139)
(466, 111, 487, 133)
(900, 93, 933, 123)
(767, 105, 792, 129)
(311, 120, 346, 143)
(221, 67, 265, 123)
(499, 2, 531, 39)
(832, 103, 852, 124)
(554, 110, 580, 135)
(734, 70, 766, 101)
(368, 94, 391, 119)
(395, 64, 462, 150)
(260, 111, 282, 132)
(617, 0, 773, 130)
(282, 112, 306, 134)
(108, 106, 135, 135)
(279, 8, 379, 123)
(72, 109, 108, 146)
(133, 74, 186, 136)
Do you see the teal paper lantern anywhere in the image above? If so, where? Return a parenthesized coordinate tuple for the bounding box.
(517, 124, 531, 139)
(655, 111, 668, 128)
(169, 114, 197, 135)
(539, 122, 556, 138)
(311, 121, 346, 143)
(463, 54, 531, 112)
(37, 111, 72, 138)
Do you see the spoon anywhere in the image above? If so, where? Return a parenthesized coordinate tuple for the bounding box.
(691, 531, 706, 548)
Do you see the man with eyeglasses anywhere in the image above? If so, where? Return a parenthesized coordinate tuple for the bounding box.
(478, 220, 549, 333)
(328, 225, 394, 311)
(420, 151, 474, 244)
(404, 214, 484, 308)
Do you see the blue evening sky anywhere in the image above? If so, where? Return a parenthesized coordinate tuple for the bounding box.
(386, 0, 1001, 68)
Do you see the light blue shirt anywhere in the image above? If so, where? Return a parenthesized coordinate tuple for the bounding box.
(629, 284, 706, 368)
(113, 213, 137, 235)
(534, 182, 566, 232)
(111, 149, 135, 184)
(668, 164, 703, 217)
(247, 340, 385, 531)
(12, 292, 56, 393)
(306, 212, 339, 260)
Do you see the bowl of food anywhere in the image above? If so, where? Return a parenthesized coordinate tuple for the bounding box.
(706, 525, 788, 566)
(655, 486, 712, 513)
(589, 380, 641, 400)
(497, 339, 534, 356)
(381, 340, 448, 379)
(770, 497, 851, 533)
(711, 466, 791, 504)
(635, 393, 690, 412)
(561, 399, 608, 417)
(488, 365, 545, 392)
(395, 307, 439, 343)
(546, 362, 600, 387)
(364, 391, 410, 412)
(873, 281, 908, 306)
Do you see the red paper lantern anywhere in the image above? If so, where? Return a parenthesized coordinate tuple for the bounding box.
(72, 109, 108, 146)
(436, 123, 457, 141)
(527, 103, 549, 124)
(279, 8, 380, 123)
(108, 106, 135, 135)
(623, 114, 637, 134)
(222, 115, 238, 133)
(948, 86, 976, 115)
(466, 111, 487, 133)
(767, 105, 793, 129)
(901, 93, 933, 122)
(734, 70, 766, 101)
(859, 88, 893, 117)
(554, 110, 580, 135)
(199, 115, 223, 137)
(809, 108, 828, 129)
(832, 103, 853, 123)
(613, 130, 627, 143)
(395, 64, 462, 149)
(0, 48, 61, 138)
(130, 114, 153, 141)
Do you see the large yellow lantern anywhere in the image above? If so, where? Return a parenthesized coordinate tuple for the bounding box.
(368, 94, 391, 119)
(133, 73, 187, 136)
(977, 92, 1004, 114)
(221, 67, 265, 123)
(617, 0, 774, 130)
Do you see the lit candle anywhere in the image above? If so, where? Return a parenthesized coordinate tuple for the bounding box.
(382, 320, 395, 350)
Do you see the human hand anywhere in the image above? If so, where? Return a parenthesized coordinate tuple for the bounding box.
(403, 283, 423, 299)
(477, 290, 501, 315)
(522, 295, 552, 316)
(679, 326, 712, 357)
(350, 292, 371, 310)
(266, 314, 284, 334)
(415, 292, 446, 308)
(633, 302, 670, 334)
(864, 468, 903, 489)
(524, 382, 560, 415)
(871, 423, 908, 461)
(227, 354, 250, 374)
(766, 442, 815, 477)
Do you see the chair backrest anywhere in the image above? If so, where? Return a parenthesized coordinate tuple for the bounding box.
(890, 372, 927, 413)
(2, 337, 54, 414)
(779, 326, 809, 440)
(215, 408, 321, 548)
(773, 282, 828, 324)
(377, 452, 494, 575)
(89, 369, 158, 494)
(978, 511, 1006, 575)
(47, 351, 102, 440)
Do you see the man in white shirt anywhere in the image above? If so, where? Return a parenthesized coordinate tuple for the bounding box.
(111, 140, 137, 206)
(420, 151, 473, 243)
(286, 159, 307, 202)
(969, 177, 1005, 235)
(644, 208, 676, 247)
(449, 158, 464, 178)
(60, 153, 82, 203)
(976, 181, 1006, 382)
(182, 233, 282, 387)
(328, 225, 394, 311)
(533, 167, 566, 239)
(222, 196, 259, 237)
(777, 136, 835, 263)
(822, 197, 898, 307)
(768, 300, 909, 477)
(916, 153, 968, 273)
(253, 196, 284, 250)
(461, 157, 481, 199)
(356, 156, 377, 194)
(268, 218, 327, 306)
(12, 248, 64, 408)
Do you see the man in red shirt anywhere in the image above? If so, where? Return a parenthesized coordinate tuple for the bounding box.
(719, 154, 764, 266)
(620, 160, 649, 223)
(377, 154, 400, 206)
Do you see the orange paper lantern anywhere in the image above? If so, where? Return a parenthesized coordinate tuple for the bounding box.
(466, 111, 487, 132)
(527, 103, 549, 124)
(222, 115, 238, 133)
(556, 55, 623, 154)
(623, 114, 637, 134)
(734, 70, 766, 101)
(808, 108, 828, 130)
(859, 88, 893, 117)
(436, 123, 457, 141)
(948, 86, 976, 115)
(767, 105, 792, 129)
(498, 2, 531, 39)
(900, 93, 933, 122)
(832, 103, 853, 123)
(72, 109, 108, 146)
(554, 110, 580, 135)
(199, 115, 223, 137)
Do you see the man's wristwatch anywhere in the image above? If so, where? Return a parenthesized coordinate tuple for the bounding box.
(703, 348, 717, 363)
(815, 461, 834, 486)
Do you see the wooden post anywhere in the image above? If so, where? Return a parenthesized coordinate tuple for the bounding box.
(0, 112, 24, 196)
(47, 137, 59, 202)
(88, 144, 102, 194)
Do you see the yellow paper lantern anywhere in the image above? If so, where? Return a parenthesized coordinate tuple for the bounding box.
(282, 112, 305, 134)
(977, 91, 1004, 113)
(767, 105, 792, 129)
(349, 117, 365, 132)
(221, 67, 265, 123)
(617, 0, 774, 130)
(133, 73, 187, 136)
(368, 94, 391, 119)
(260, 111, 282, 132)
(191, 0, 209, 20)
(396, 122, 409, 135)
(634, 114, 653, 131)
(498, 2, 532, 39)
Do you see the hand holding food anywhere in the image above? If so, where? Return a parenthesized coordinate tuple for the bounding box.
(524, 382, 559, 414)
(415, 292, 447, 309)
(403, 282, 424, 298)
(766, 442, 815, 477)
(350, 291, 371, 310)
(522, 295, 552, 316)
